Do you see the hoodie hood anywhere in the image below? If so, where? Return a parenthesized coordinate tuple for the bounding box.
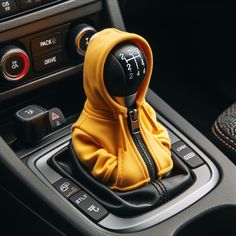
(83, 28, 153, 118)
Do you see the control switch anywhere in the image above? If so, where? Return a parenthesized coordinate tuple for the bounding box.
(33, 50, 63, 72)
(172, 141, 204, 168)
(70, 191, 108, 222)
(31, 32, 62, 55)
(68, 23, 96, 57)
(53, 178, 80, 199)
(0, 0, 19, 18)
(48, 107, 66, 130)
(14, 105, 66, 145)
(14, 105, 49, 145)
(0, 46, 30, 81)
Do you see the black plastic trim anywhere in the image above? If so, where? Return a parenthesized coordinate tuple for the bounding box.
(0, 64, 83, 102)
(0, 0, 101, 34)
(0, 1, 102, 102)
(104, 0, 125, 30)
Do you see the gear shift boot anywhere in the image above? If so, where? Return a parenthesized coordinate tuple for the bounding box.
(49, 143, 193, 216)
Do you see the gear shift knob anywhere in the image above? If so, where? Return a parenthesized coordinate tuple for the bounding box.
(104, 42, 147, 107)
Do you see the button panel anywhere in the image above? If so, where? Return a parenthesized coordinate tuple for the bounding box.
(172, 141, 204, 168)
(0, 22, 90, 93)
(53, 178, 108, 222)
(0, 0, 66, 21)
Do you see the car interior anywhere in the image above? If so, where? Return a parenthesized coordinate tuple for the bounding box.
(0, 0, 234, 235)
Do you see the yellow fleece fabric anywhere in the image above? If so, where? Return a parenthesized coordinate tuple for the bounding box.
(72, 28, 173, 191)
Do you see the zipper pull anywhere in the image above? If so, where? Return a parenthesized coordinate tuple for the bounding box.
(128, 109, 140, 134)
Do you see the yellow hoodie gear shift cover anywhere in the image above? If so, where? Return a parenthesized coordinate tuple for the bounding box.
(72, 28, 173, 191)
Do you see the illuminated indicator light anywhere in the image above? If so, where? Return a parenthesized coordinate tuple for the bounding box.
(51, 112, 60, 121)
(16, 52, 29, 79)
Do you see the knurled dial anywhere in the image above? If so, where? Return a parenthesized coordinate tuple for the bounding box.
(0, 46, 30, 82)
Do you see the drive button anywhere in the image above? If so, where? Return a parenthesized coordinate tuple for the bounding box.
(33, 51, 63, 72)
(31, 32, 62, 54)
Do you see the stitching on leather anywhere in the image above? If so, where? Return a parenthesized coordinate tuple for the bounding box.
(212, 128, 236, 152)
(155, 180, 166, 201)
(151, 182, 164, 203)
(154, 181, 167, 202)
(212, 124, 236, 153)
(151, 182, 163, 202)
(157, 180, 169, 201)
(215, 122, 236, 145)
(214, 121, 236, 147)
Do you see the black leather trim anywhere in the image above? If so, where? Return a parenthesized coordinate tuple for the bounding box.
(212, 103, 236, 163)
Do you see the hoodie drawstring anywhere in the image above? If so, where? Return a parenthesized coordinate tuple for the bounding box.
(118, 114, 127, 151)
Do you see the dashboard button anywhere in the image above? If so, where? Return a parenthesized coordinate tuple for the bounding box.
(33, 51, 63, 72)
(0, 46, 30, 81)
(71, 24, 96, 56)
(172, 141, 204, 168)
(0, 0, 19, 18)
(31, 32, 62, 54)
(48, 107, 66, 130)
(70, 191, 108, 222)
(5, 54, 25, 76)
(14, 105, 49, 145)
(16, 105, 45, 120)
(53, 178, 80, 199)
(19, 0, 43, 10)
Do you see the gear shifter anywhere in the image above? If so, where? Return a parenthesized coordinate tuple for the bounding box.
(72, 28, 173, 191)
(48, 28, 193, 217)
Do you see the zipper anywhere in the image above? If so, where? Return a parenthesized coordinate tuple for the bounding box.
(128, 107, 157, 181)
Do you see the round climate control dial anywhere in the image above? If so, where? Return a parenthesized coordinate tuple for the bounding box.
(0, 46, 30, 81)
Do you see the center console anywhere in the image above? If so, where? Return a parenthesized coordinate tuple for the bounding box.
(25, 101, 219, 232)
(0, 1, 235, 235)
